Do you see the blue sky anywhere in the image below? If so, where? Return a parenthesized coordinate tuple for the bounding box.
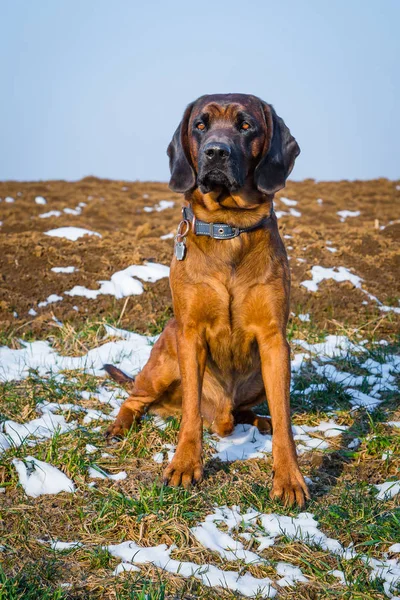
(0, 0, 399, 182)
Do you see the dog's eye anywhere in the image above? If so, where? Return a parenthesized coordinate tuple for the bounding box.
(196, 122, 206, 131)
(240, 122, 251, 131)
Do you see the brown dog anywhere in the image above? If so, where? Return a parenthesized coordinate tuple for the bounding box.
(106, 93, 310, 507)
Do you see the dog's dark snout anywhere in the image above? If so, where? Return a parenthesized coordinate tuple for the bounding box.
(204, 142, 231, 161)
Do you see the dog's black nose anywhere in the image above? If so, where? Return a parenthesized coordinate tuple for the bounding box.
(203, 142, 231, 161)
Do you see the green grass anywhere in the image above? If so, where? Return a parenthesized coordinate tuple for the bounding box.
(0, 323, 399, 599)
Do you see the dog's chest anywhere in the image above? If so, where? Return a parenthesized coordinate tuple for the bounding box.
(204, 289, 260, 374)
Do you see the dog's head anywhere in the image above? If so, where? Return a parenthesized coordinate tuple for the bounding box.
(167, 94, 300, 203)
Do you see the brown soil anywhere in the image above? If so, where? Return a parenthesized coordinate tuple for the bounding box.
(0, 177, 399, 340)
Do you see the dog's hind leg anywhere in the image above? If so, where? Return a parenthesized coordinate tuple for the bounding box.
(105, 320, 180, 438)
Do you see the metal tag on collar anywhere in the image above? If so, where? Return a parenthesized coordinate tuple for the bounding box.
(174, 219, 190, 261)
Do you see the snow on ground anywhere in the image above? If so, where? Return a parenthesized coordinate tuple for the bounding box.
(301, 265, 400, 314)
(160, 232, 174, 240)
(291, 334, 399, 410)
(65, 262, 169, 300)
(40, 210, 62, 218)
(375, 481, 400, 501)
(209, 418, 346, 462)
(12, 456, 75, 497)
(107, 538, 277, 598)
(275, 207, 301, 219)
(49, 541, 83, 551)
(279, 197, 297, 206)
(35, 196, 47, 205)
(301, 266, 362, 293)
(88, 466, 127, 481)
(0, 324, 156, 383)
(38, 294, 63, 308)
(1, 318, 399, 595)
(143, 200, 175, 213)
(44, 227, 102, 240)
(51, 266, 76, 273)
(106, 504, 400, 597)
(5, 197, 15, 203)
(298, 313, 310, 322)
(337, 210, 360, 222)
(1, 412, 75, 453)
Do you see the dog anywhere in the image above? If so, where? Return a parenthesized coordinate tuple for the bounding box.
(105, 93, 310, 507)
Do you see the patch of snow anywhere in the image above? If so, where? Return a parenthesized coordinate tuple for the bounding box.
(152, 452, 164, 464)
(347, 388, 382, 410)
(12, 456, 75, 497)
(88, 466, 127, 481)
(39, 210, 62, 218)
(294, 420, 348, 439)
(50, 541, 82, 551)
(276, 562, 309, 587)
(37, 294, 63, 308)
(348, 438, 361, 450)
(317, 198, 323, 204)
(375, 481, 400, 501)
(44, 227, 101, 241)
(63, 206, 82, 216)
(113, 562, 140, 575)
(35, 196, 47, 205)
(83, 409, 113, 424)
(337, 210, 360, 222)
(289, 208, 301, 217)
(210, 420, 336, 462)
(143, 200, 175, 213)
(279, 197, 297, 206)
(300, 266, 399, 314)
(0, 326, 156, 383)
(85, 444, 98, 454)
(160, 232, 174, 240)
(51, 266, 76, 274)
(301, 265, 362, 293)
(387, 422, 400, 429)
(298, 313, 310, 322)
(5, 197, 15, 203)
(382, 450, 393, 461)
(2, 413, 75, 452)
(389, 544, 400, 553)
(191, 520, 262, 564)
(329, 569, 346, 584)
(326, 247, 337, 253)
(107, 539, 276, 598)
(28, 308, 37, 316)
(65, 262, 169, 300)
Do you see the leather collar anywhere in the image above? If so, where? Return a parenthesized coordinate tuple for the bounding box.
(182, 203, 273, 240)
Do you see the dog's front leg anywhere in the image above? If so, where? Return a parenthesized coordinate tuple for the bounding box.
(163, 326, 206, 488)
(257, 331, 310, 507)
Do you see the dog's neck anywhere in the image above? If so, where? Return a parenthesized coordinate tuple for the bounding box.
(185, 188, 274, 229)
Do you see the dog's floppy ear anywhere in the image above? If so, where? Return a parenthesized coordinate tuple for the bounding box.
(255, 102, 300, 195)
(167, 102, 196, 193)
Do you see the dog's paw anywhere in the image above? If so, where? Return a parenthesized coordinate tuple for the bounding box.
(271, 468, 310, 508)
(254, 415, 273, 435)
(105, 419, 126, 440)
(162, 454, 203, 489)
(105, 406, 139, 440)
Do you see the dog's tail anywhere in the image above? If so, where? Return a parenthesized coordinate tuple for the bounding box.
(103, 364, 135, 386)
